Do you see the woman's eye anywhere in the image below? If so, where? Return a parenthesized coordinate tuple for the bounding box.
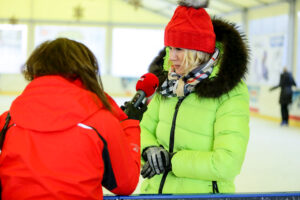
(168, 47, 182, 51)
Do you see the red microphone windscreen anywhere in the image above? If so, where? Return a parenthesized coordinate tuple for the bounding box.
(136, 73, 159, 97)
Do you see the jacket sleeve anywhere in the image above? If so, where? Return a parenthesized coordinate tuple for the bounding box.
(109, 119, 140, 195)
(172, 83, 250, 181)
(140, 94, 161, 161)
(94, 97, 141, 195)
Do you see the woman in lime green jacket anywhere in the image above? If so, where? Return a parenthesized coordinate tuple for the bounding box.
(140, 0, 250, 194)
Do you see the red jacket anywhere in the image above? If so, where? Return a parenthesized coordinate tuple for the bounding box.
(0, 75, 140, 200)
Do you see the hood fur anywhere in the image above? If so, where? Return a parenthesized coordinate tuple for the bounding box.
(148, 18, 250, 98)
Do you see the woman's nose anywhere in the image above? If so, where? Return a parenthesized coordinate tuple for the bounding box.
(169, 49, 177, 61)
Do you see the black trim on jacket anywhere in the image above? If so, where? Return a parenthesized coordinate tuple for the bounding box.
(0, 113, 12, 151)
(90, 126, 117, 191)
(0, 112, 12, 199)
(158, 97, 185, 194)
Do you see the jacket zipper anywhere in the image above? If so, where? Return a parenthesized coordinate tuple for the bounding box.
(212, 181, 219, 193)
(158, 97, 185, 194)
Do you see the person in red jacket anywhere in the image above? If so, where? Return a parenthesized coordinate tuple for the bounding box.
(0, 37, 142, 200)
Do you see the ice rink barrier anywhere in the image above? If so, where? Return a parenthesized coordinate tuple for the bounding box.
(103, 192, 300, 200)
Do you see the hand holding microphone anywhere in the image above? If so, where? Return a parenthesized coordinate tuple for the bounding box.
(121, 101, 147, 121)
(122, 73, 159, 121)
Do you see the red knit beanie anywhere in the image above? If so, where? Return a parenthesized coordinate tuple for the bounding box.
(164, 0, 216, 54)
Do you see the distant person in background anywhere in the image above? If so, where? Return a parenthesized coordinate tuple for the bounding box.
(270, 67, 297, 126)
(139, 0, 250, 194)
(0, 37, 141, 200)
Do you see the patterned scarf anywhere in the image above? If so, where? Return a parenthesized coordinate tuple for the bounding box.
(160, 66, 214, 97)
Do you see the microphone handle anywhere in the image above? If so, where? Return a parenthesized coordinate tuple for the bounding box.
(132, 90, 146, 108)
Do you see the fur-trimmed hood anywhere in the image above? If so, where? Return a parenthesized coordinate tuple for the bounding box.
(148, 18, 250, 98)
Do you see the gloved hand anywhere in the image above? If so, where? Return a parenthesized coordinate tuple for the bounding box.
(141, 161, 156, 179)
(121, 101, 147, 121)
(142, 146, 171, 175)
(120, 101, 127, 111)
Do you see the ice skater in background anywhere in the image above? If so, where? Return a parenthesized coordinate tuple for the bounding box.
(139, 0, 250, 194)
(270, 67, 297, 126)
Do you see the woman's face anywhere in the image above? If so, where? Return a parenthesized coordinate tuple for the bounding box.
(169, 46, 185, 76)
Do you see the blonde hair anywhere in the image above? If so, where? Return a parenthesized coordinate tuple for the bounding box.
(181, 49, 211, 75)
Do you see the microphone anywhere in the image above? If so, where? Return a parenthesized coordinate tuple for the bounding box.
(131, 73, 159, 108)
(122, 73, 159, 120)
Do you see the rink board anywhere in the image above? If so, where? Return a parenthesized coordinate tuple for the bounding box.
(104, 192, 300, 200)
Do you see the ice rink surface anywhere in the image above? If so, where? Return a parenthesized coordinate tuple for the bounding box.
(0, 95, 299, 193)
(235, 117, 300, 193)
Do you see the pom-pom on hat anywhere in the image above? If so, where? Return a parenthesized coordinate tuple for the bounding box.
(164, 0, 216, 54)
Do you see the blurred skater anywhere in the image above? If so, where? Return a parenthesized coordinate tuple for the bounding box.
(270, 67, 297, 126)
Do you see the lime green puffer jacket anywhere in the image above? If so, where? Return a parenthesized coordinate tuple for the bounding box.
(140, 18, 250, 194)
(140, 81, 249, 194)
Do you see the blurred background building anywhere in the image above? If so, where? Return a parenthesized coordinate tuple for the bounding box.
(0, 0, 300, 194)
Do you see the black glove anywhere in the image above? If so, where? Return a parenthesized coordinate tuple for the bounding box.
(120, 102, 127, 111)
(121, 101, 147, 121)
(142, 146, 171, 175)
(141, 161, 156, 179)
